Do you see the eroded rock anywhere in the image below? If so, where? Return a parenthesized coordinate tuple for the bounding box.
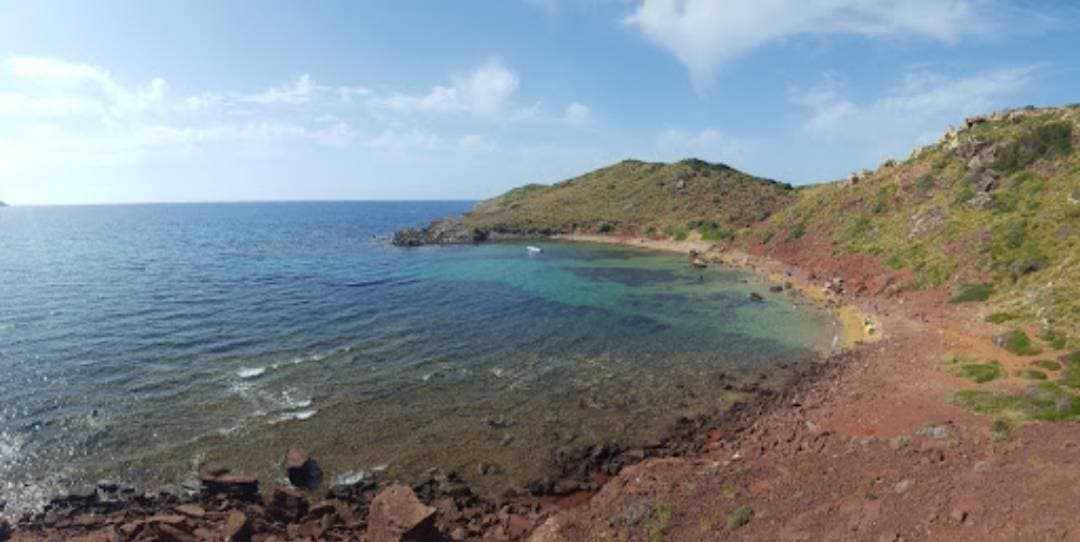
(367, 485, 438, 542)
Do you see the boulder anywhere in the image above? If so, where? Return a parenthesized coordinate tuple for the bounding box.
(174, 504, 205, 519)
(199, 470, 259, 499)
(283, 448, 322, 489)
(690, 258, 707, 268)
(749, 292, 764, 302)
(367, 485, 439, 542)
(223, 510, 252, 541)
(267, 486, 309, 523)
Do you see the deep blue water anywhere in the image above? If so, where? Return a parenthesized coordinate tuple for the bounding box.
(0, 202, 837, 512)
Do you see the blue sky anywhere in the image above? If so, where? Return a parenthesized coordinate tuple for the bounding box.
(0, 0, 1077, 204)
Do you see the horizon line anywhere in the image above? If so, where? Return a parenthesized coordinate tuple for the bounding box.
(0, 198, 482, 208)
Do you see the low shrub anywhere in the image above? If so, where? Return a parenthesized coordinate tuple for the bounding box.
(954, 361, 1004, 383)
(950, 283, 992, 303)
(786, 222, 806, 241)
(952, 382, 1080, 422)
(1033, 359, 1062, 371)
(726, 506, 753, 530)
(997, 329, 1042, 356)
(1039, 329, 1069, 350)
(985, 312, 1018, 324)
(1015, 369, 1048, 380)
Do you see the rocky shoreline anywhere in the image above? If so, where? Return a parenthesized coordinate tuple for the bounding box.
(3, 354, 835, 541)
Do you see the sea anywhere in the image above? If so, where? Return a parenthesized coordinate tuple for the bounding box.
(0, 201, 839, 514)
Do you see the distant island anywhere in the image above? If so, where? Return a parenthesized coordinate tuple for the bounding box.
(0, 200, 7, 207)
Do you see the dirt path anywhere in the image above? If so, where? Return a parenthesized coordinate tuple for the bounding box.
(531, 237, 1080, 542)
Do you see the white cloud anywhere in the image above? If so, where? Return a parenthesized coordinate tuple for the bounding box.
(457, 134, 499, 152)
(4, 56, 169, 116)
(366, 128, 443, 151)
(655, 127, 750, 163)
(625, 0, 995, 91)
(373, 60, 522, 117)
(790, 66, 1035, 155)
(0, 54, 582, 187)
(241, 74, 316, 105)
(563, 102, 592, 126)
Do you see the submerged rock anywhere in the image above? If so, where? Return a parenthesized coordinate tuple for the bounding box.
(749, 292, 764, 302)
(283, 447, 322, 490)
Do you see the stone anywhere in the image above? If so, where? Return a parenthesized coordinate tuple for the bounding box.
(367, 485, 438, 542)
(477, 461, 503, 476)
(507, 514, 533, 539)
(223, 510, 252, 541)
(283, 448, 322, 490)
(157, 524, 199, 542)
(749, 292, 764, 302)
(69, 530, 117, 542)
(199, 470, 259, 499)
(148, 514, 187, 526)
(175, 504, 206, 519)
(973, 461, 990, 473)
(691, 258, 707, 268)
(949, 508, 968, 524)
(893, 479, 912, 494)
(267, 486, 309, 523)
(528, 515, 571, 542)
(119, 521, 144, 537)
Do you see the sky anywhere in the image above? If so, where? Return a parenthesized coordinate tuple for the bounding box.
(0, 0, 1078, 205)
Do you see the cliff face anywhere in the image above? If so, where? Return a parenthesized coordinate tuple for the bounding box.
(395, 105, 1079, 332)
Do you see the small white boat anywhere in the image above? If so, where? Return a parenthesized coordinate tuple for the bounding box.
(526, 246, 543, 253)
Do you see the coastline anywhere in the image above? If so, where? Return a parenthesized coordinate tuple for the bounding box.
(554, 232, 880, 351)
(8, 232, 1077, 541)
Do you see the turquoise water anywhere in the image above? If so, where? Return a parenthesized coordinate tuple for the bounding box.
(0, 202, 838, 512)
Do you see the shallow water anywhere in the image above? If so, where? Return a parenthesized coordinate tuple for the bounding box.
(0, 202, 838, 512)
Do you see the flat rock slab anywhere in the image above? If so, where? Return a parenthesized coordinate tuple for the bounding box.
(367, 484, 439, 542)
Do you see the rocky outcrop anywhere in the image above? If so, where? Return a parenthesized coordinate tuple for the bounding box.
(198, 469, 259, 499)
(391, 217, 489, 246)
(367, 485, 439, 542)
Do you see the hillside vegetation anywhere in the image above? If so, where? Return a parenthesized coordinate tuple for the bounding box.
(452, 105, 1078, 334)
(462, 159, 796, 241)
(749, 105, 1079, 333)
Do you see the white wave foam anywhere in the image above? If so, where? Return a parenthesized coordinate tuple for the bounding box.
(0, 430, 24, 473)
(333, 469, 372, 486)
(278, 390, 312, 410)
(236, 367, 266, 379)
(270, 409, 317, 424)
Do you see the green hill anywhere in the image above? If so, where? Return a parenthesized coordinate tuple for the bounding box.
(461, 159, 796, 241)
(404, 105, 1078, 334)
(747, 105, 1078, 333)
